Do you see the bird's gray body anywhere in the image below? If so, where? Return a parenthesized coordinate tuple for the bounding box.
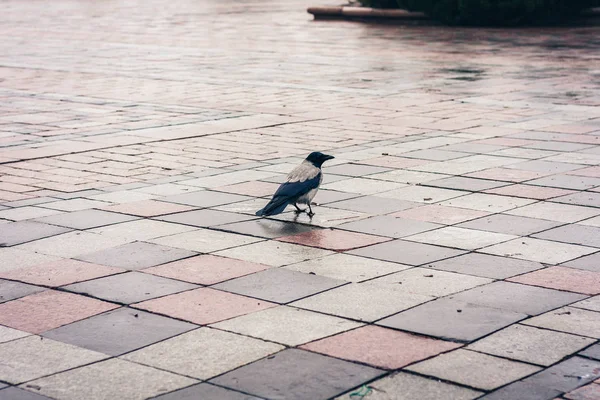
(288, 160, 322, 205)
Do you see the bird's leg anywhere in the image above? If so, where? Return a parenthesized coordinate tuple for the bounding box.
(293, 203, 304, 214)
(307, 204, 315, 217)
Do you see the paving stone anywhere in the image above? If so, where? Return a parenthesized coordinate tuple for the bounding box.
(214, 241, 333, 267)
(0, 290, 118, 334)
(155, 209, 256, 228)
(24, 358, 197, 400)
(424, 176, 507, 191)
(534, 224, 600, 248)
(506, 202, 600, 223)
(123, 327, 283, 380)
(149, 229, 262, 253)
(0, 206, 64, 222)
(509, 266, 600, 295)
(217, 218, 318, 239)
(405, 226, 516, 250)
(0, 280, 45, 303)
(523, 307, 600, 338)
(378, 186, 465, 203)
(88, 219, 196, 242)
(484, 183, 575, 200)
(457, 214, 562, 236)
(523, 356, 600, 392)
(63, 271, 198, 304)
(324, 163, 392, 177)
(277, 229, 390, 251)
(406, 349, 541, 390)
(40, 198, 111, 212)
(377, 297, 527, 342)
(565, 384, 600, 400)
(0, 326, 30, 343)
(300, 325, 461, 369)
(467, 324, 595, 366)
(327, 196, 417, 214)
(321, 177, 406, 195)
(214, 268, 345, 304)
(480, 381, 562, 400)
(134, 287, 275, 325)
(440, 193, 535, 212)
(391, 204, 489, 225)
(572, 296, 600, 312)
(273, 206, 369, 227)
(211, 306, 362, 346)
(348, 240, 466, 266)
(0, 387, 55, 400)
(284, 253, 411, 282)
(506, 160, 584, 174)
(0, 335, 107, 384)
(529, 175, 600, 190)
(563, 252, 600, 273)
(162, 190, 251, 207)
(428, 252, 544, 279)
(76, 241, 196, 270)
(0, 221, 71, 247)
(17, 231, 131, 258)
(34, 209, 138, 229)
(43, 307, 196, 356)
(553, 192, 600, 208)
(483, 237, 597, 264)
(211, 349, 384, 400)
(0, 259, 123, 287)
(100, 199, 195, 217)
(213, 180, 281, 197)
(0, 248, 61, 274)
(338, 216, 441, 238)
(580, 344, 600, 360)
(449, 281, 585, 315)
(151, 383, 264, 400)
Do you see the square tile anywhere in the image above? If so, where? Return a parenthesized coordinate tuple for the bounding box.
(42, 307, 196, 356)
(321, 177, 405, 195)
(338, 216, 441, 238)
(468, 324, 595, 366)
(377, 297, 526, 342)
(552, 192, 600, 208)
(580, 344, 600, 360)
(534, 224, 600, 248)
(300, 325, 461, 369)
(348, 240, 466, 266)
(327, 196, 417, 214)
(506, 202, 600, 223)
(449, 281, 585, 315)
(284, 253, 411, 282)
(479, 381, 562, 400)
(484, 183, 575, 200)
(482, 237, 597, 264)
(0, 280, 45, 303)
(162, 190, 251, 207)
(217, 219, 317, 239)
(341, 372, 482, 400)
(428, 252, 544, 279)
(149, 229, 262, 253)
(151, 383, 263, 400)
(529, 174, 600, 190)
(370, 170, 451, 185)
(214, 241, 333, 267)
(440, 193, 535, 213)
(0, 259, 123, 287)
(63, 272, 198, 304)
(0, 206, 63, 222)
(572, 296, 600, 312)
(76, 242, 196, 270)
(123, 327, 283, 379)
(457, 214, 562, 236)
(155, 209, 256, 228)
(565, 384, 600, 400)
(563, 252, 600, 273)
(0, 336, 107, 384)
(211, 306, 362, 346)
(277, 229, 390, 251)
(524, 307, 600, 338)
(100, 199, 195, 217)
(24, 358, 196, 400)
(0, 326, 30, 343)
(0, 248, 61, 274)
(291, 282, 432, 322)
(424, 176, 507, 191)
(405, 226, 516, 250)
(406, 349, 541, 390)
(0, 290, 118, 333)
(34, 209, 138, 229)
(211, 349, 383, 400)
(509, 266, 600, 295)
(213, 180, 281, 197)
(16, 231, 130, 258)
(324, 163, 392, 176)
(0, 221, 71, 247)
(88, 220, 196, 242)
(523, 356, 600, 392)
(506, 160, 583, 174)
(371, 267, 492, 297)
(134, 288, 275, 325)
(391, 204, 489, 225)
(0, 387, 56, 400)
(273, 206, 369, 228)
(213, 268, 345, 304)
(378, 186, 465, 203)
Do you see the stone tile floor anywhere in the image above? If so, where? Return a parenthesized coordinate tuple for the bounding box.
(0, 0, 600, 399)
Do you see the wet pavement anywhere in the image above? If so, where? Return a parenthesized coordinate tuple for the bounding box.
(1, 0, 600, 399)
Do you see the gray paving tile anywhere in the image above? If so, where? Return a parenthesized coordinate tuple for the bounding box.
(552, 192, 600, 208)
(0, 221, 71, 247)
(523, 356, 600, 392)
(534, 224, 600, 247)
(155, 209, 256, 228)
(428, 253, 544, 279)
(448, 281, 585, 316)
(528, 175, 600, 190)
(327, 196, 417, 214)
(506, 160, 584, 174)
(403, 149, 470, 161)
(151, 383, 263, 400)
(43, 307, 196, 356)
(213, 268, 345, 304)
(424, 176, 507, 192)
(310, 189, 360, 204)
(63, 272, 198, 304)
(480, 381, 562, 400)
(579, 344, 600, 360)
(457, 214, 562, 236)
(339, 216, 440, 238)
(34, 209, 138, 230)
(76, 241, 196, 270)
(0, 387, 55, 400)
(377, 297, 526, 342)
(162, 191, 252, 208)
(217, 219, 318, 239)
(562, 252, 600, 272)
(348, 240, 466, 266)
(211, 349, 384, 400)
(0, 384, 6, 390)
(0, 280, 45, 303)
(324, 163, 392, 176)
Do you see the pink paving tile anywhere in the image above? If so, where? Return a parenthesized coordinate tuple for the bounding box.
(391, 204, 489, 225)
(508, 266, 600, 295)
(545, 124, 599, 135)
(473, 138, 536, 147)
(100, 200, 195, 217)
(0, 290, 119, 333)
(0, 259, 124, 287)
(360, 156, 429, 169)
(133, 287, 275, 325)
(277, 229, 391, 251)
(570, 166, 600, 178)
(143, 254, 271, 285)
(484, 184, 575, 200)
(564, 383, 600, 400)
(213, 181, 281, 197)
(300, 325, 461, 369)
(467, 168, 547, 182)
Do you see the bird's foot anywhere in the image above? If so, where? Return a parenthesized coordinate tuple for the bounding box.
(307, 211, 315, 218)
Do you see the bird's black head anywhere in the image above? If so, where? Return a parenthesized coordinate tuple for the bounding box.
(306, 152, 335, 168)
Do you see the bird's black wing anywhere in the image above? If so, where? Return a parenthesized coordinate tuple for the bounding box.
(256, 173, 321, 216)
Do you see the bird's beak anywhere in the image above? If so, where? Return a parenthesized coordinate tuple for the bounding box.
(323, 154, 335, 161)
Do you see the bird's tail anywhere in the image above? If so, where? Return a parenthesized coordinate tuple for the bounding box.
(256, 197, 290, 216)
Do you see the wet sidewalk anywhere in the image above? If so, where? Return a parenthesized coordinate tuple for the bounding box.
(1, 1, 600, 399)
